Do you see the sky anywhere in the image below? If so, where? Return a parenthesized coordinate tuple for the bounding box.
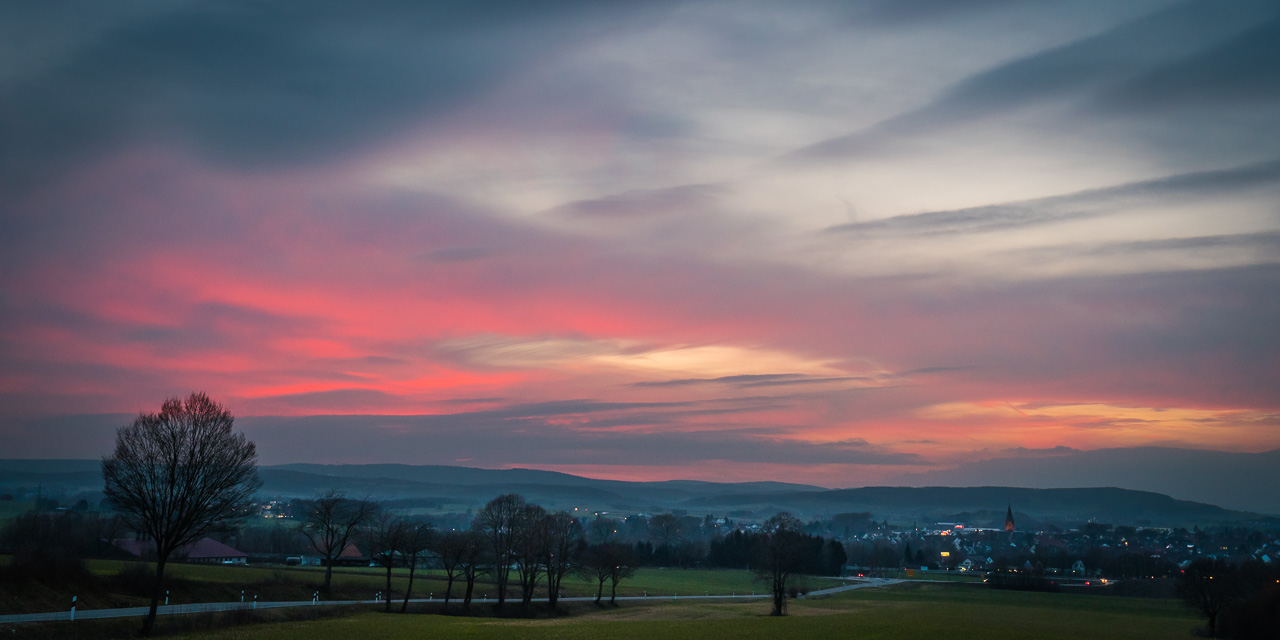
(2, 0, 1278, 488)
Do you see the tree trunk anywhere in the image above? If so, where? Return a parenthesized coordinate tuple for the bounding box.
(141, 556, 167, 637)
(772, 571, 786, 616)
(444, 573, 454, 607)
(400, 560, 416, 613)
(322, 556, 334, 595)
(463, 575, 475, 612)
(610, 580, 618, 605)
(596, 577, 604, 603)
(384, 564, 393, 613)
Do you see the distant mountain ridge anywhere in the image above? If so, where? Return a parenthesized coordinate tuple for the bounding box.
(1, 458, 1274, 528)
(681, 485, 1273, 528)
(887, 447, 1280, 515)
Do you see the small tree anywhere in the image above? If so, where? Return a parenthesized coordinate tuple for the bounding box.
(648, 513, 682, 547)
(579, 542, 636, 605)
(513, 503, 549, 605)
(400, 520, 434, 613)
(458, 530, 488, 612)
(757, 512, 805, 616)
(542, 511, 582, 609)
(434, 530, 470, 608)
(369, 512, 407, 613)
(102, 392, 261, 637)
(1177, 558, 1240, 637)
(298, 490, 378, 596)
(607, 547, 636, 605)
(579, 543, 614, 604)
(474, 493, 525, 609)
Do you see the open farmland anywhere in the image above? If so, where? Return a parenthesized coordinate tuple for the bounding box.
(157, 582, 1197, 640)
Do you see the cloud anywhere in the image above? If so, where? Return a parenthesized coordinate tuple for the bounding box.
(824, 158, 1280, 238)
(548, 184, 722, 218)
(2, 1, 1278, 485)
(1099, 17, 1280, 112)
(0, 2, 677, 194)
(792, 1, 1279, 160)
(635, 373, 854, 388)
(230, 412, 925, 468)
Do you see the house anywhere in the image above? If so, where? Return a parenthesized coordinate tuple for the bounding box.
(307, 542, 366, 566)
(113, 537, 248, 564)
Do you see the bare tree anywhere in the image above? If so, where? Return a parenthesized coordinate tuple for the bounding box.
(542, 511, 582, 609)
(648, 513, 682, 547)
(757, 512, 805, 616)
(513, 502, 549, 605)
(400, 520, 434, 613)
(473, 493, 525, 609)
(433, 530, 469, 608)
(1177, 558, 1240, 637)
(579, 542, 634, 605)
(587, 514, 618, 544)
(297, 490, 378, 596)
(458, 530, 488, 612)
(102, 392, 261, 637)
(607, 547, 636, 605)
(369, 512, 407, 613)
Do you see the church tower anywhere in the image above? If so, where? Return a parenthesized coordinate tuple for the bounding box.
(1004, 504, 1015, 532)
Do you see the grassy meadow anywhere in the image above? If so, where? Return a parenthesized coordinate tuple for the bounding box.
(156, 582, 1199, 640)
(3, 557, 1201, 639)
(4, 557, 776, 615)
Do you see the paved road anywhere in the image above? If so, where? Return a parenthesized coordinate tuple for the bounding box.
(0, 578, 902, 624)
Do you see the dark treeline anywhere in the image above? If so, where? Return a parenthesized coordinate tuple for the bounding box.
(707, 529, 846, 576)
(1178, 558, 1279, 639)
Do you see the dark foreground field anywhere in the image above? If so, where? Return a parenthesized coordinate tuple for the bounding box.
(172, 583, 1196, 640)
(4, 580, 1199, 640)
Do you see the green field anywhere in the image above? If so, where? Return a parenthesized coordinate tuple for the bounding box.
(159, 583, 1198, 640)
(41, 560, 772, 610)
(0, 502, 33, 522)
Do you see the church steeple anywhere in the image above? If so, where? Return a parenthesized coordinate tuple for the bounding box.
(1004, 504, 1015, 532)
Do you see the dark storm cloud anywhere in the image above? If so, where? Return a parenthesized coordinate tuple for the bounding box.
(0, 1, 674, 194)
(794, 0, 1280, 160)
(825, 158, 1280, 238)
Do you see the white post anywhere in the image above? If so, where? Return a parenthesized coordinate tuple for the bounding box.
(165, 590, 169, 606)
(253, 594, 258, 610)
(70, 596, 76, 621)
(241, 590, 245, 603)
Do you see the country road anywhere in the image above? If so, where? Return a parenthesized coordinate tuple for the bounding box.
(0, 578, 902, 624)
